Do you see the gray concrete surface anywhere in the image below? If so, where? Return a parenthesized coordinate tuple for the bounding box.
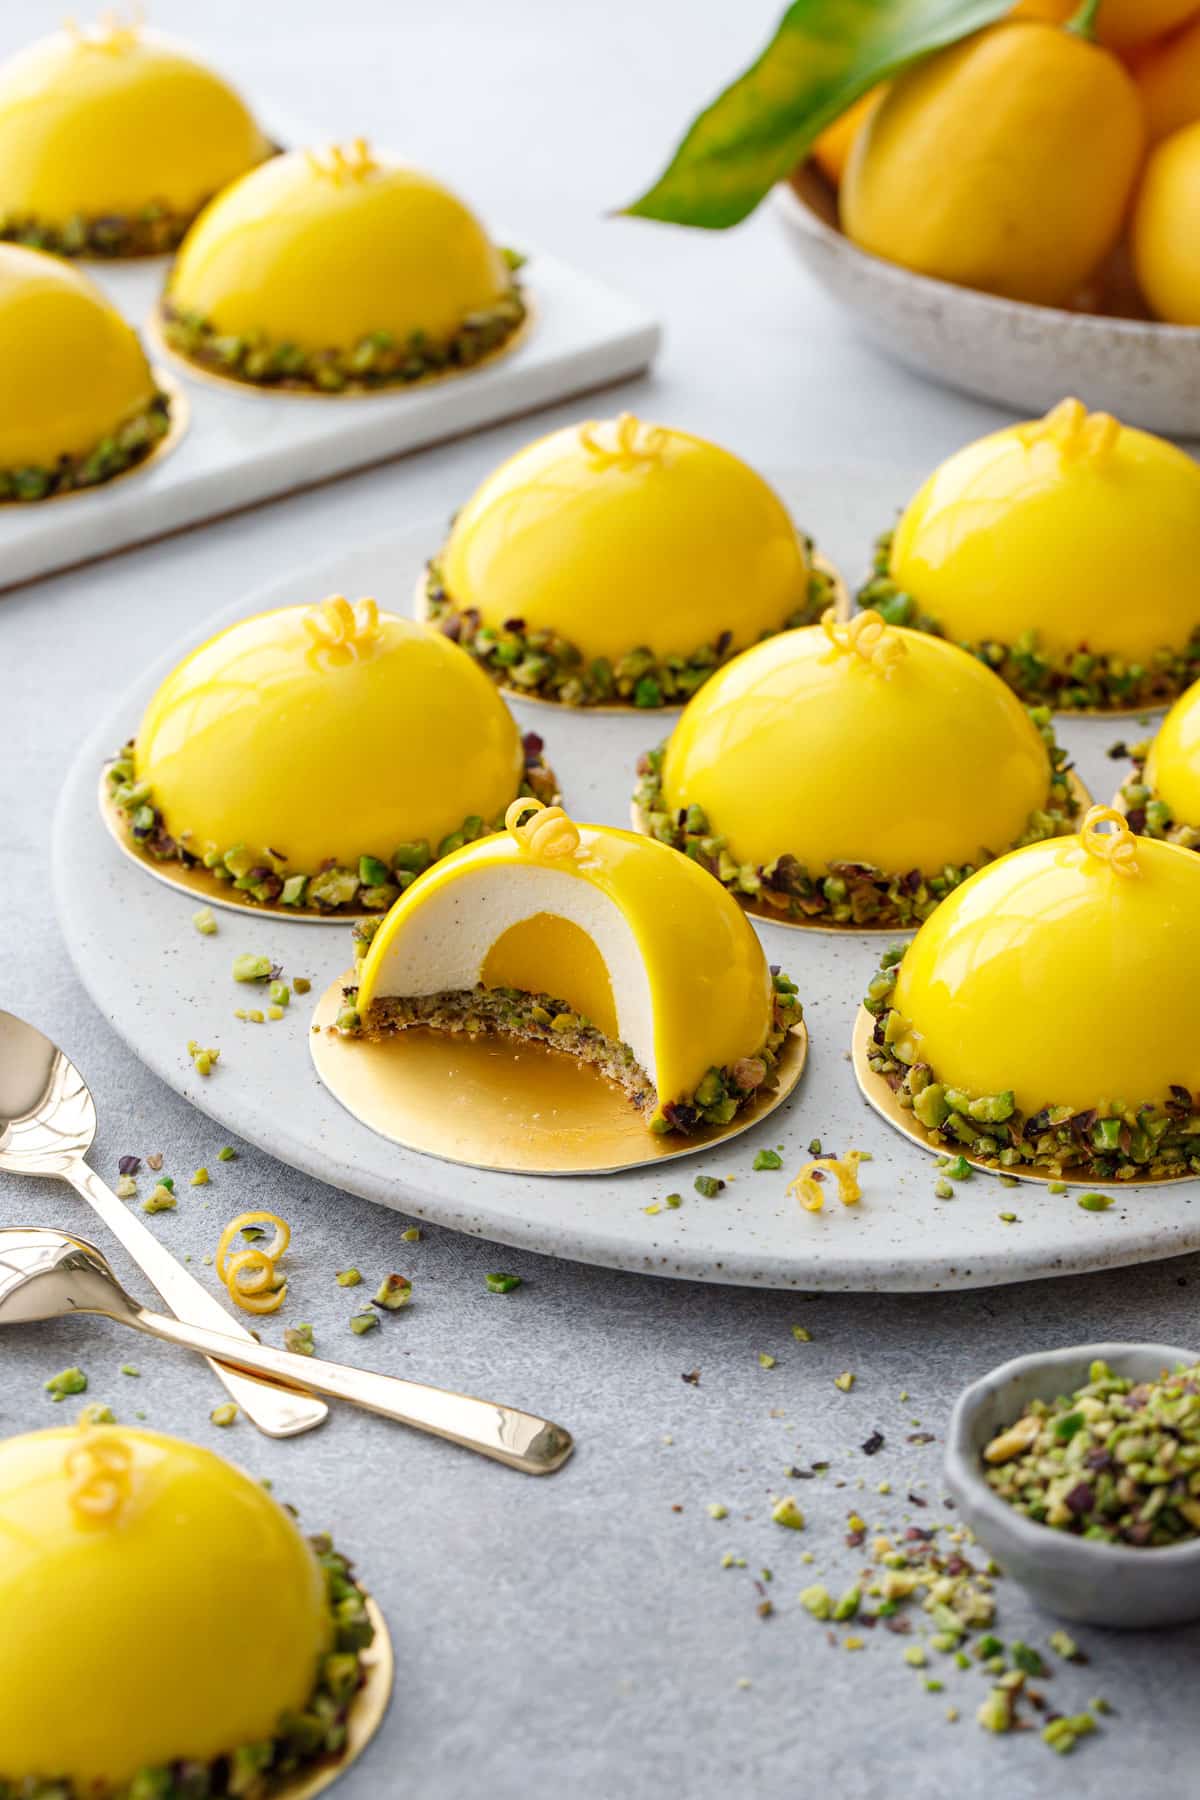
(2, 2, 1196, 1793)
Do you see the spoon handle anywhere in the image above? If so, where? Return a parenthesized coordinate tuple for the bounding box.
(65, 1162, 328, 1440)
(133, 1305, 574, 1475)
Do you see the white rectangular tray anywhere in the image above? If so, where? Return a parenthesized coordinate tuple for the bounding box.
(0, 242, 660, 591)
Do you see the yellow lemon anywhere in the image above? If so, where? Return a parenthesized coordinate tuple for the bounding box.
(1133, 120, 1200, 322)
(811, 89, 882, 186)
(1135, 13, 1200, 141)
(841, 19, 1144, 307)
(1013, 0, 1200, 50)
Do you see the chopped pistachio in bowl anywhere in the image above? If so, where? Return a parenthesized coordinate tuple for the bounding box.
(944, 1344, 1200, 1629)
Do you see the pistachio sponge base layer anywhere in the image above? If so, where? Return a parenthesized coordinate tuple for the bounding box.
(289, 1593, 393, 1800)
(98, 764, 561, 925)
(850, 1007, 1195, 1189)
(310, 975, 808, 1175)
(629, 768, 1093, 936)
(413, 554, 850, 715)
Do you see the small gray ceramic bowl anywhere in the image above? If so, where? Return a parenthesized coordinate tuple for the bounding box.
(944, 1342, 1200, 1629)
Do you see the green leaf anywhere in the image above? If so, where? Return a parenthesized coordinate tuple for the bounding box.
(624, 0, 1014, 229)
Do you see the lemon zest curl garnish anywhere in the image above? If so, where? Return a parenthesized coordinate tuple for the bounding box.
(789, 1152, 867, 1214)
(579, 413, 668, 470)
(505, 797, 581, 861)
(216, 1211, 290, 1313)
(66, 1431, 133, 1522)
(821, 607, 907, 676)
(1079, 804, 1139, 879)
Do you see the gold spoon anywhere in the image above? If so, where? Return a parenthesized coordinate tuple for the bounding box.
(0, 1227, 574, 1475)
(0, 1010, 326, 1438)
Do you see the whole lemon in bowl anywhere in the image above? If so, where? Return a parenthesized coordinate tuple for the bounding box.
(1135, 13, 1200, 142)
(840, 17, 1144, 308)
(1133, 120, 1200, 322)
(1012, 0, 1200, 50)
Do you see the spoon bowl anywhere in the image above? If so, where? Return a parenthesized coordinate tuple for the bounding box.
(0, 1226, 138, 1326)
(0, 1013, 97, 1177)
(0, 1226, 573, 1474)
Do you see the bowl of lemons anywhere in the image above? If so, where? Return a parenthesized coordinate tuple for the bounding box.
(631, 0, 1200, 434)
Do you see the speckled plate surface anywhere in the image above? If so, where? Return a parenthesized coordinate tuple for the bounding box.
(52, 471, 1200, 1291)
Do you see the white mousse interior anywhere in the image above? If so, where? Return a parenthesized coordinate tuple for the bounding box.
(368, 862, 659, 1089)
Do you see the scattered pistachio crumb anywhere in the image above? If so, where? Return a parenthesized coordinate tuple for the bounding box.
(843, 1636, 865, 1651)
(349, 1312, 379, 1336)
(999, 1212, 1018, 1224)
(834, 1371, 856, 1392)
(146, 1154, 163, 1170)
(78, 1401, 115, 1425)
(190, 1167, 209, 1187)
(832, 1586, 861, 1622)
(1077, 1191, 1113, 1212)
(374, 1274, 413, 1310)
(934, 1179, 954, 1199)
(707, 1503, 728, 1520)
(485, 1272, 522, 1293)
(665, 1193, 682, 1209)
(293, 976, 312, 995)
(1049, 1630, 1081, 1662)
(401, 1227, 421, 1242)
(210, 1402, 238, 1427)
(791, 1324, 813, 1342)
(115, 1174, 137, 1199)
(283, 1323, 315, 1357)
(694, 1175, 724, 1198)
(335, 1268, 363, 1288)
(771, 1496, 805, 1531)
(643, 1203, 662, 1216)
(120, 1365, 140, 1378)
(1048, 1180, 1067, 1195)
(217, 1146, 236, 1162)
(232, 953, 273, 983)
(143, 1184, 177, 1213)
(192, 907, 218, 935)
(753, 1149, 783, 1171)
(904, 1646, 927, 1668)
(800, 1584, 831, 1618)
(758, 1352, 777, 1370)
(267, 1005, 285, 1021)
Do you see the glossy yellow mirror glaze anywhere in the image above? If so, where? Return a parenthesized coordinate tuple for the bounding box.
(134, 603, 525, 869)
(1145, 676, 1200, 826)
(0, 24, 269, 225)
(890, 401, 1200, 665)
(892, 830, 1200, 1116)
(659, 621, 1053, 874)
(0, 1426, 330, 1786)
(439, 418, 811, 663)
(166, 146, 511, 350)
(356, 824, 773, 1112)
(0, 244, 157, 465)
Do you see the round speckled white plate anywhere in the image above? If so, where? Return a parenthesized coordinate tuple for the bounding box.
(52, 470, 1200, 1291)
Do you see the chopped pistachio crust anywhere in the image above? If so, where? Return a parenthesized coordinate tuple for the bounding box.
(1119, 745, 1200, 851)
(0, 1534, 374, 1800)
(423, 546, 837, 708)
(860, 530, 1200, 712)
(864, 949, 1200, 1180)
(338, 964, 803, 1136)
(105, 732, 558, 915)
(3, 203, 209, 260)
(984, 1357, 1200, 1547)
(160, 270, 525, 394)
(1, 392, 171, 504)
(634, 710, 1078, 928)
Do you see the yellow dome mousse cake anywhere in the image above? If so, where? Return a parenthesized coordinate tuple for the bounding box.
(0, 17, 271, 258)
(0, 1423, 376, 1794)
(863, 807, 1200, 1181)
(860, 398, 1200, 711)
(423, 414, 835, 706)
(1120, 675, 1200, 851)
(341, 801, 803, 1136)
(0, 244, 170, 501)
(161, 140, 524, 392)
(106, 595, 557, 916)
(636, 609, 1079, 928)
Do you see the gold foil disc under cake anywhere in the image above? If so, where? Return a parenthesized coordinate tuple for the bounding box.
(630, 768, 1093, 936)
(98, 765, 561, 924)
(851, 1005, 1196, 1189)
(309, 976, 808, 1176)
(413, 554, 850, 715)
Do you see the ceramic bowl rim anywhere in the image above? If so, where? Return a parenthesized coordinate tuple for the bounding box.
(945, 1340, 1200, 1570)
(774, 177, 1200, 349)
